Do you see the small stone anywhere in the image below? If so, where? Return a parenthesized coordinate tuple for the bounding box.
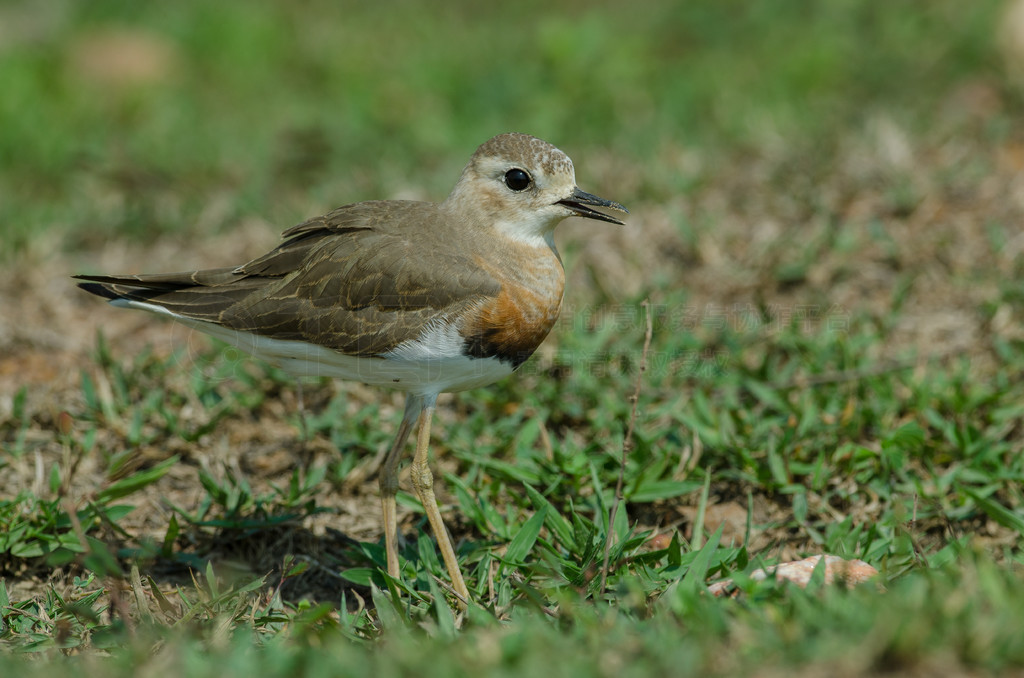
(707, 554, 879, 598)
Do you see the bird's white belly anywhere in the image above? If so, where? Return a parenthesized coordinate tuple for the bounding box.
(114, 298, 515, 395)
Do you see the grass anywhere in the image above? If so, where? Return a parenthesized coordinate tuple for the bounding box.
(3, 0, 1024, 675)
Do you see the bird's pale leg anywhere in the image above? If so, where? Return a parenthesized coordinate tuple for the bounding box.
(408, 398, 470, 607)
(379, 397, 420, 579)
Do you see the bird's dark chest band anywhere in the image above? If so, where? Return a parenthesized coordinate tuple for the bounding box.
(461, 331, 536, 368)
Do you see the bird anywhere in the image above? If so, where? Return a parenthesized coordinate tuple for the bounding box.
(74, 132, 628, 607)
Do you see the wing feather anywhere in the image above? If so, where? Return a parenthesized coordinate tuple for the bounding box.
(75, 201, 499, 356)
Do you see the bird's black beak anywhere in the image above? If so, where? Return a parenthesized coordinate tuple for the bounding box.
(557, 187, 628, 225)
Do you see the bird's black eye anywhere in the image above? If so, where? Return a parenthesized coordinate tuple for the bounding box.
(504, 168, 532, 192)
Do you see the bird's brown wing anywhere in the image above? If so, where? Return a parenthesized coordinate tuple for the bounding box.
(75, 201, 501, 356)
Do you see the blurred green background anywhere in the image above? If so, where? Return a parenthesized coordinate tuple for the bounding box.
(0, 0, 1010, 254)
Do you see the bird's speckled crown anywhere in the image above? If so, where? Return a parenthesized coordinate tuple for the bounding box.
(470, 133, 574, 177)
